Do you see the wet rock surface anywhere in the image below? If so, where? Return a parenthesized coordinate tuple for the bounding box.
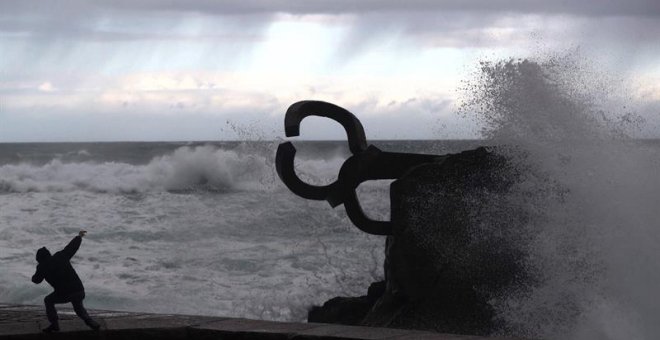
(308, 281, 385, 325)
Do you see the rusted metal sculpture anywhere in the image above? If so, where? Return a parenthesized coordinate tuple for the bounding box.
(275, 100, 446, 236)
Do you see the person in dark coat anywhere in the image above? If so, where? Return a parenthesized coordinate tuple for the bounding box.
(32, 230, 100, 332)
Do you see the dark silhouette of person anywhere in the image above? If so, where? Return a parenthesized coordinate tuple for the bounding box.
(32, 230, 100, 332)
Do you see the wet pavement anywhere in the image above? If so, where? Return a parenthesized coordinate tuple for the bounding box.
(0, 303, 523, 339)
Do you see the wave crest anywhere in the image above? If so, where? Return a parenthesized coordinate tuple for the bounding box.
(0, 145, 275, 194)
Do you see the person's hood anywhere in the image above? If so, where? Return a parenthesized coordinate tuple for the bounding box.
(36, 247, 51, 263)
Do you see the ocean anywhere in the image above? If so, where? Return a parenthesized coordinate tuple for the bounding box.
(0, 140, 483, 321)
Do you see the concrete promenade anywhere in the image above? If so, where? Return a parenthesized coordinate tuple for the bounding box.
(0, 303, 525, 340)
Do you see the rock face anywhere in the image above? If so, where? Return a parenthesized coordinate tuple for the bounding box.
(308, 147, 530, 336)
(308, 281, 385, 326)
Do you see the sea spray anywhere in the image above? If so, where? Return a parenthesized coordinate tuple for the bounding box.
(459, 53, 660, 339)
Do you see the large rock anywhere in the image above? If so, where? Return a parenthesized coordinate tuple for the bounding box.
(308, 281, 385, 326)
(309, 147, 531, 336)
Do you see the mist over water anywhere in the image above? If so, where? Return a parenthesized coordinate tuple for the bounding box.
(460, 53, 660, 339)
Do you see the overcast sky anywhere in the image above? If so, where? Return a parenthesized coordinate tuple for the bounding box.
(1, 0, 659, 142)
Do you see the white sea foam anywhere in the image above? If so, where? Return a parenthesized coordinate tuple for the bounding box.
(460, 52, 660, 339)
(0, 141, 385, 322)
(0, 188, 385, 321)
(0, 144, 347, 194)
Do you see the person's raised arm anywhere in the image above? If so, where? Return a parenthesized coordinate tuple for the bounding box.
(61, 230, 86, 260)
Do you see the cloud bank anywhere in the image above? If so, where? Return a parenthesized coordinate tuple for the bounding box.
(0, 1, 658, 141)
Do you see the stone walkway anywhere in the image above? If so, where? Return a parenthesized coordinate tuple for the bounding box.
(0, 303, 522, 339)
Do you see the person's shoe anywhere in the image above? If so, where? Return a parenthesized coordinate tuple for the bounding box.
(85, 319, 100, 331)
(42, 323, 60, 333)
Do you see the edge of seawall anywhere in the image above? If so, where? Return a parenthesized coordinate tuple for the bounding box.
(0, 303, 524, 340)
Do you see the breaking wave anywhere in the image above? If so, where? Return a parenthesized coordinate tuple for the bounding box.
(0, 144, 344, 194)
(460, 52, 660, 339)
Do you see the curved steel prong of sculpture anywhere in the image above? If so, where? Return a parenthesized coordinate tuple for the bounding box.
(276, 100, 447, 235)
(275, 100, 368, 207)
(284, 101, 368, 153)
(336, 146, 444, 235)
(275, 141, 342, 205)
(337, 146, 395, 235)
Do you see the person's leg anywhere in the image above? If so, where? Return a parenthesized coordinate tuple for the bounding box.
(43, 291, 68, 332)
(70, 291, 100, 330)
(69, 292, 90, 320)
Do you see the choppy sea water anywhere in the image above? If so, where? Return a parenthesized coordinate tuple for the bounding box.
(0, 140, 480, 321)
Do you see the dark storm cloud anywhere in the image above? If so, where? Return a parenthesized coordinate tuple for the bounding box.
(148, 0, 660, 17)
(2, 0, 659, 47)
(3, 0, 660, 17)
(0, 18, 262, 43)
(0, 1, 272, 44)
